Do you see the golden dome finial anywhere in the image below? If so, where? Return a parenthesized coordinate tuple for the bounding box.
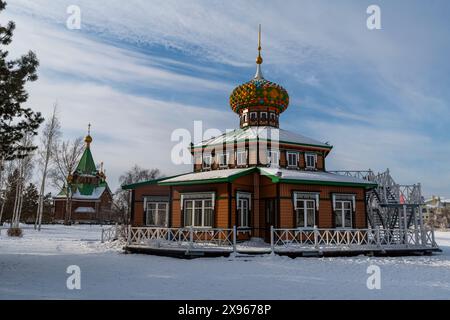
(256, 24, 263, 65)
(84, 123, 93, 146)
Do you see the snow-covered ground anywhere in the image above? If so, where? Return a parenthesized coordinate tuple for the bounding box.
(1, 224, 449, 300)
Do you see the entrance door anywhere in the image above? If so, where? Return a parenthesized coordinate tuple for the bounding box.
(265, 199, 277, 240)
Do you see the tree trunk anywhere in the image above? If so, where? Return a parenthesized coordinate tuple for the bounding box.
(0, 157, 4, 226)
(0, 198, 5, 226)
(68, 193, 73, 224)
(16, 181, 24, 227)
(64, 193, 70, 225)
(11, 171, 21, 228)
(35, 154, 49, 231)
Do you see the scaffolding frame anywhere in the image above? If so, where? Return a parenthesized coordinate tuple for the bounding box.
(330, 169, 424, 233)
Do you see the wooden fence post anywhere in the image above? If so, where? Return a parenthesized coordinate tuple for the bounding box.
(270, 226, 275, 254)
(314, 225, 319, 249)
(233, 226, 237, 253)
(127, 225, 131, 245)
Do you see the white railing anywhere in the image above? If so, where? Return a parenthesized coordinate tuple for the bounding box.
(101, 224, 126, 243)
(125, 226, 438, 254)
(271, 227, 438, 252)
(127, 226, 236, 251)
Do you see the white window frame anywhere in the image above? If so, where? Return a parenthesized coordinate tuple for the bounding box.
(270, 112, 276, 121)
(267, 150, 280, 167)
(287, 151, 299, 168)
(250, 112, 257, 121)
(145, 202, 169, 227)
(293, 192, 319, 229)
(203, 154, 212, 169)
(334, 200, 353, 229)
(332, 194, 356, 229)
(305, 153, 317, 169)
(296, 199, 316, 228)
(217, 152, 229, 168)
(293, 192, 320, 210)
(236, 149, 247, 166)
(260, 112, 268, 121)
(242, 113, 248, 122)
(184, 199, 214, 228)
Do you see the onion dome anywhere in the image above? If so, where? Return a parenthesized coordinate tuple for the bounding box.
(230, 26, 289, 114)
(84, 135, 93, 145)
(230, 77, 290, 114)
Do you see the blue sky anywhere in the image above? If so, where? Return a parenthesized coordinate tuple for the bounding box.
(2, 0, 450, 197)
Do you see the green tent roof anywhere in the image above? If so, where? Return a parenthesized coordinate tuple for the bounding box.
(76, 147, 97, 175)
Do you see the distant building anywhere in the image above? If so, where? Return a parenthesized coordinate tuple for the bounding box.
(423, 196, 450, 227)
(53, 128, 114, 224)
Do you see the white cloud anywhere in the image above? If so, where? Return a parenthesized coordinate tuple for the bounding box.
(3, 10, 231, 94)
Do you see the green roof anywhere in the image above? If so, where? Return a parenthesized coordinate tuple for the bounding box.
(77, 183, 95, 196)
(76, 147, 97, 175)
(121, 175, 181, 190)
(121, 167, 376, 190)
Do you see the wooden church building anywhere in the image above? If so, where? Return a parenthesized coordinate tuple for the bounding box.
(122, 31, 376, 241)
(54, 128, 114, 224)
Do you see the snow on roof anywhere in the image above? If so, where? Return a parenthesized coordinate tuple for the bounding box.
(74, 207, 95, 213)
(194, 127, 332, 149)
(54, 186, 106, 200)
(72, 186, 106, 200)
(260, 168, 377, 186)
(159, 168, 254, 185)
(159, 167, 375, 187)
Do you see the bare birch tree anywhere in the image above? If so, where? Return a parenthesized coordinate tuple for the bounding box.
(9, 134, 35, 234)
(50, 137, 84, 225)
(35, 104, 61, 230)
(0, 159, 9, 225)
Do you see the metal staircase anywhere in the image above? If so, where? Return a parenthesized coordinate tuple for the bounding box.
(330, 169, 424, 229)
